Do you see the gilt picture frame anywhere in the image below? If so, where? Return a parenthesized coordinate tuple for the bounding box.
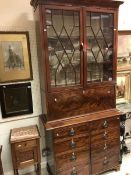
(117, 31, 131, 71)
(0, 31, 33, 83)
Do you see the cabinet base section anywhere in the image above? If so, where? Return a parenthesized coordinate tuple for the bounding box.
(47, 163, 120, 175)
(92, 165, 120, 175)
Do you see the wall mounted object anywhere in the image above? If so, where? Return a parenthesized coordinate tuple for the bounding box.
(117, 31, 131, 72)
(0, 82, 33, 118)
(0, 31, 33, 83)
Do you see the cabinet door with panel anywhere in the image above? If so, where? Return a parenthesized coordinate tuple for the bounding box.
(39, 3, 120, 121)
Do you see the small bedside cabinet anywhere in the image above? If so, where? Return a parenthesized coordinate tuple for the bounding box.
(10, 125, 41, 175)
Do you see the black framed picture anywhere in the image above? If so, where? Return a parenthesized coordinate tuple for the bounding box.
(0, 83, 33, 118)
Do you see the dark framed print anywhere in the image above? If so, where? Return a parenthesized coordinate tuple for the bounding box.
(0, 31, 33, 83)
(0, 83, 33, 118)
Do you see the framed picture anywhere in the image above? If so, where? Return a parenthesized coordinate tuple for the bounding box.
(0, 83, 33, 118)
(0, 31, 33, 83)
(117, 31, 131, 71)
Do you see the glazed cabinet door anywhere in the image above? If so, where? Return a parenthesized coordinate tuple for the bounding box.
(84, 8, 117, 84)
(43, 6, 83, 91)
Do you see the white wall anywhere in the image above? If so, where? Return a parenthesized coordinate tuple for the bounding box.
(0, 0, 46, 174)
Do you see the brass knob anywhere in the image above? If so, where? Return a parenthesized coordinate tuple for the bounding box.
(103, 131, 108, 139)
(70, 152, 77, 161)
(54, 98, 57, 102)
(104, 143, 108, 150)
(70, 139, 76, 148)
(56, 133, 59, 137)
(102, 120, 108, 128)
(103, 157, 108, 165)
(69, 128, 75, 136)
(71, 167, 77, 175)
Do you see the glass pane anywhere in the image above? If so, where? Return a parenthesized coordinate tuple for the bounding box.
(86, 11, 114, 82)
(45, 9, 80, 87)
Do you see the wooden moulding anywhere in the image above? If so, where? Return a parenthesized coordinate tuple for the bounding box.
(30, 0, 123, 9)
(40, 108, 123, 130)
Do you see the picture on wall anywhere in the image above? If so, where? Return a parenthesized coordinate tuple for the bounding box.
(0, 83, 33, 118)
(117, 31, 131, 71)
(0, 31, 33, 83)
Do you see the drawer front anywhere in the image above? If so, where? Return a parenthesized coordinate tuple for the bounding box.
(91, 126, 120, 145)
(90, 117, 120, 131)
(91, 153, 119, 175)
(47, 85, 115, 121)
(56, 149, 89, 170)
(57, 165, 90, 175)
(91, 139, 120, 162)
(53, 123, 89, 140)
(14, 139, 37, 150)
(54, 135, 89, 154)
(15, 148, 38, 168)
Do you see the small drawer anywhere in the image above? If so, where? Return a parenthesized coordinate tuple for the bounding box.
(54, 135, 89, 154)
(14, 139, 37, 150)
(91, 153, 119, 175)
(55, 149, 89, 170)
(90, 117, 120, 131)
(53, 123, 89, 140)
(91, 139, 120, 162)
(91, 126, 120, 145)
(57, 164, 90, 175)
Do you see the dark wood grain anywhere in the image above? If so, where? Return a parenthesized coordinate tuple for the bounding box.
(54, 134, 89, 154)
(47, 85, 115, 121)
(57, 164, 90, 175)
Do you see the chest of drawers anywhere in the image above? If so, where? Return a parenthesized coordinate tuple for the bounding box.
(42, 109, 121, 175)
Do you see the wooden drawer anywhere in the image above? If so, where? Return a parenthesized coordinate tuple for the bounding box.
(57, 164, 90, 175)
(54, 134, 89, 154)
(14, 140, 37, 150)
(15, 147, 38, 168)
(91, 127, 119, 145)
(91, 153, 119, 175)
(55, 149, 89, 170)
(91, 139, 120, 162)
(53, 123, 89, 140)
(90, 117, 120, 131)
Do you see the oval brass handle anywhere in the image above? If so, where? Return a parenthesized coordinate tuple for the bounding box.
(68, 128, 75, 136)
(102, 121, 108, 128)
(71, 167, 77, 175)
(103, 157, 109, 165)
(70, 140, 76, 148)
(104, 143, 108, 150)
(71, 170, 77, 175)
(70, 152, 77, 161)
(103, 131, 108, 139)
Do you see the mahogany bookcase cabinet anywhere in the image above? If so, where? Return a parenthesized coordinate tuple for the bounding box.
(30, 0, 123, 174)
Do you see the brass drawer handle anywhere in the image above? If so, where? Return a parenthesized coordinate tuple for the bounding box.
(70, 152, 77, 161)
(68, 128, 75, 136)
(103, 157, 109, 165)
(103, 131, 108, 139)
(71, 167, 77, 175)
(104, 143, 108, 150)
(70, 139, 76, 148)
(102, 121, 108, 128)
